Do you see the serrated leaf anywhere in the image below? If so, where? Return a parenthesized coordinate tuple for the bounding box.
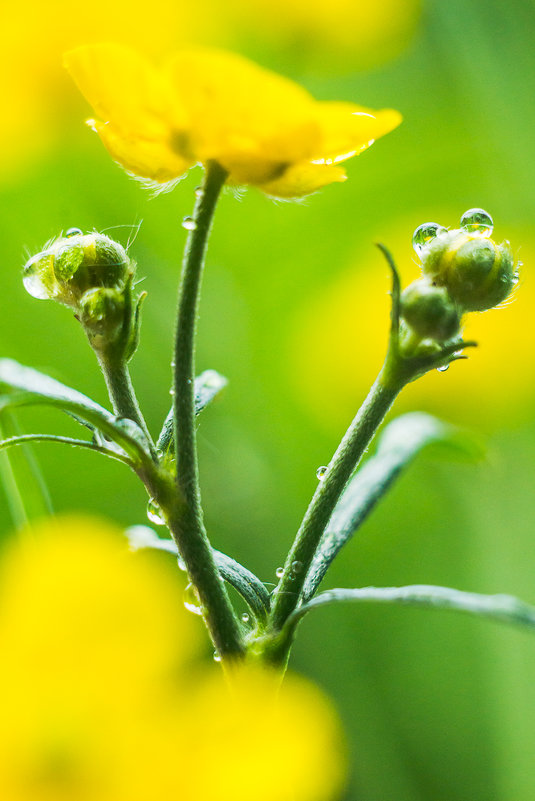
(302, 412, 481, 601)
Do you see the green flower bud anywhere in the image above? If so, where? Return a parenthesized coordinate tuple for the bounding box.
(23, 231, 133, 309)
(400, 279, 460, 341)
(23, 230, 142, 363)
(420, 229, 516, 313)
(79, 287, 126, 351)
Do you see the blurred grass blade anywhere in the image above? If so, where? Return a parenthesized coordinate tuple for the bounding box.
(0, 359, 153, 466)
(0, 411, 53, 529)
(156, 369, 228, 455)
(302, 412, 483, 602)
(126, 525, 270, 623)
(286, 585, 535, 640)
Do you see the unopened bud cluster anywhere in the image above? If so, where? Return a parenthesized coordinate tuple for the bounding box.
(23, 229, 139, 361)
(399, 209, 517, 355)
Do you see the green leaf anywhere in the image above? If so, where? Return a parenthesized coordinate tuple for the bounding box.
(156, 369, 228, 455)
(0, 433, 134, 468)
(0, 359, 152, 466)
(302, 412, 482, 601)
(285, 584, 535, 641)
(126, 525, 270, 623)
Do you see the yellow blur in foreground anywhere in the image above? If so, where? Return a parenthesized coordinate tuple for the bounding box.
(0, 517, 345, 801)
(289, 224, 534, 428)
(64, 44, 401, 199)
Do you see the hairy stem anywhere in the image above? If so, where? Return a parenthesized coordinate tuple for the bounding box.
(172, 161, 244, 659)
(98, 356, 157, 459)
(269, 370, 400, 639)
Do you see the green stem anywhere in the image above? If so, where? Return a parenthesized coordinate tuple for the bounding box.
(98, 356, 157, 459)
(269, 370, 401, 638)
(172, 161, 244, 659)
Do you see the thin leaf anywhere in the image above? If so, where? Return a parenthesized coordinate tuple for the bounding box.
(126, 526, 270, 623)
(157, 369, 228, 455)
(302, 413, 482, 601)
(285, 585, 535, 641)
(0, 433, 134, 468)
(0, 360, 152, 466)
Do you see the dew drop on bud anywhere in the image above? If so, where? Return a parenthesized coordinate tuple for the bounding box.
(182, 217, 197, 231)
(291, 560, 303, 575)
(460, 208, 493, 237)
(213, 651, 222, 662)
(194, 186, 203, 198)
(316, 465, 328, 480)
(65, 227, 83, 238)
(412, 222, 447, 255)
(275, 567, 284, 579)
(436, 364, 450, 373)
(241, 613, 250, 624)
(22, 254, 52, 300)
(183, 583, 203, 616)
(146, 498, 165, 525)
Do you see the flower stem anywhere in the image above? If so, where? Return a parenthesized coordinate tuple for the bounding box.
(98, 355, 157, 459)
(172, 160, 244, 659)
(269, 369, 401, 639)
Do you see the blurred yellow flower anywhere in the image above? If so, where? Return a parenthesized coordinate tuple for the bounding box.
(288, 220, 535, 429)
(0, 516, 345, 801)
(64, 44, 401, 199)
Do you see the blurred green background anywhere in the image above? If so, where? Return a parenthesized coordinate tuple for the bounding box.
(2, 0, 535, 798)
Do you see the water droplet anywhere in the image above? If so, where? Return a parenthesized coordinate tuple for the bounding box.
(316, 465, 328, 480)
(146, 498, 166, 525)
(241, 613, 250, 624)
(436, 363, 450, 373)
(275, 567, 284, 579)
(22, 253, 53, 300)
(213, 651, 222, 662)
(291, 560, 303, 575)
(183, 583, 203, 616)
(460, 208, 493, 237)
(177, 555, 187, 572)
(65, 227, 83, 238)
(169, 387, 175, 396)
(412, 222, 447, 255)
(182, 217, 197, 231)
(194, 186, 203, 198)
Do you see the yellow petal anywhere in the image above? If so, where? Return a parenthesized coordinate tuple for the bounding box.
(166, 48, 319, 167)
(0, 516, 197, 699)
(64, 44, 175, 136)
(257, 161, 347, 198)
(65, 44, 193, 182)
(91, 119, 192, 183)
(313, 102, 402, 163)
(183, 666, 346, 801)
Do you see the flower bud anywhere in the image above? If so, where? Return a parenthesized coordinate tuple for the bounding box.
(400, 279, 460, 341)
(23, 230, 141, 363)
(79, 287, 127, 351)
(23, 231, 133, 309)
(420, 229, 516, 313)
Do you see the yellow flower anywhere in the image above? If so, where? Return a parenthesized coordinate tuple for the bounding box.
(0, 516, 345, 800)
(64, 43, 401, 198)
